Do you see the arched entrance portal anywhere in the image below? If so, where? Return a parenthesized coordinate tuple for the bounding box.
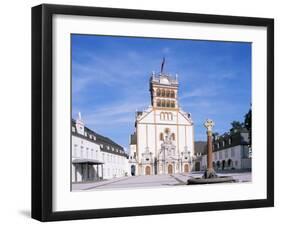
(131, 165, 136, 176)
(184, 164, 189, 173)
(145, 166, 151, 175)
(222, 160, 226, 170)
(168, 164, 173, 174)
(195, 162, 200, 171)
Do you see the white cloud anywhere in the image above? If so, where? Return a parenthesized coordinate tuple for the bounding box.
(180, 86, 219, 99)
(162, 47, 170, 54)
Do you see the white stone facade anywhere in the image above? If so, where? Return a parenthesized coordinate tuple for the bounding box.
(198, 144, 251, 171)
(130, 72, 195, 175)
(72, 115, 128, 183)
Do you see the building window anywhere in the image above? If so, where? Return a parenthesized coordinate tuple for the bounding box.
(161, 100, 165, 108)
(73, 144, 78, 157)
(160, 112, 164, 120)
(171, 101, 175, 108)
(225, 150, 228, 158)
(171, 91, 175, 98)
(166, 100, 170, 108)
(157, 100, 161, 107)
(160, 133, 164, 141)
(72, 126, 75, 132)
(219, 151, 222, 159)
(161, 89, 165, 97)
(165, 112, 169, 120)
(231, 148, 235, 157)
(166, 90, 170, 97)
(156, 89, 160, 96)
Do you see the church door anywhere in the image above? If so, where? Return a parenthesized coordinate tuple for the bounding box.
(168, 164, 173, 174)
(184, 164, 189, 173)
(131, 165, 136, 176)
(195, 162, 200, 171)
(145, 166, 151, 175)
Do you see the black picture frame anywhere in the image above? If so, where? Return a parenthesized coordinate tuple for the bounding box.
(32, 4, 274, 222)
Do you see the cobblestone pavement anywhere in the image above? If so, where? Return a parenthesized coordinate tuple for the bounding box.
(72, 171, 252, 191)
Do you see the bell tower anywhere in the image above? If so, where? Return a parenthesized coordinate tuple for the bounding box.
(149, 58, 179, 110)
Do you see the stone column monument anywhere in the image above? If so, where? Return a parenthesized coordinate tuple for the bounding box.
(203, 119, 217, 178)
(187, 119, 235, 184)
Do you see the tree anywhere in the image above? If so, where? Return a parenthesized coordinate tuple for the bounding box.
(212, 132, 219, 140)
(230, 121, 243, 133)
(244, 108, 252, 146)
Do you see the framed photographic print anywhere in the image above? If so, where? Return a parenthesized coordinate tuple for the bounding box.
(31, 4, 274, 221)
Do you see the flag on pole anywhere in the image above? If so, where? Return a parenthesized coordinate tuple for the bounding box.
(161, 57, 165, 74)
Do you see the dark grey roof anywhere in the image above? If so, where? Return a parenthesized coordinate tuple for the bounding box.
(194, 141, 207, 155)
(71, 119, 128, 157)
(213, 129, 250, 152)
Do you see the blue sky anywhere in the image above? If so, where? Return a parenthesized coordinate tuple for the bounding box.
(72, 34, 251, 150)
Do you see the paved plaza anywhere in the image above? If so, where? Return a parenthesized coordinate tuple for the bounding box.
(72, 171, 252, 191)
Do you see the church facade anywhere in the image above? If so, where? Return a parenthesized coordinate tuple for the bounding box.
(129, 68, 195, 176)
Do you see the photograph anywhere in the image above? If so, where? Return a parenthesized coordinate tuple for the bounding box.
(70, 34, 252, 191)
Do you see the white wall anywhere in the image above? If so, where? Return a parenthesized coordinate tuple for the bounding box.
(0, 0, 279, 225)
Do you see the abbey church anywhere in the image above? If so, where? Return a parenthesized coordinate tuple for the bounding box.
(129, 61, 195, 176)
